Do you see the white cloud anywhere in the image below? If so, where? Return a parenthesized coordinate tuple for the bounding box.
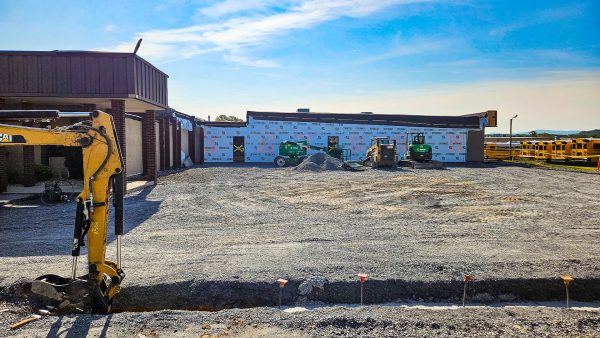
(224, 54, 280, 67)
(103, 0, 450, 67)
(351, 38, 455, 65)
(198, 0, 282, 17)
(490, 3, 584, 38)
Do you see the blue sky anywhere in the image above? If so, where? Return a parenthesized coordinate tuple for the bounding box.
(1, 0, 599, 132)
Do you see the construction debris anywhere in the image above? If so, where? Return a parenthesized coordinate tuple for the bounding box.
(342, 160, 370, 171)
(9, 315, 41, 330)
(398, 159, 444, 169)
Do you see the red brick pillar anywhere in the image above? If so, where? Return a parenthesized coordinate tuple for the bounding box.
(164, 116, 171, 169)
(157, 116, 165, 171)
(176, 121, 182, 168)
(22, 121, 36, 187)
(142, 110, 157, 183)
(39, 122, 51, 166)
(0, 149, 7, 193)
(1, 99, 8, 192)
(22, 147, 36, 187)
(110, 99, 127, 178)
(189, 122, 196, 163)
(172, 118, 179, 168)
(199, 126, 204, 163)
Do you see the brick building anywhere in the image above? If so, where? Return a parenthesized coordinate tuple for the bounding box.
(0, 50, 199, 193)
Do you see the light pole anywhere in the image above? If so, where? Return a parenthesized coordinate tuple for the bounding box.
(509, 114, 518, 160)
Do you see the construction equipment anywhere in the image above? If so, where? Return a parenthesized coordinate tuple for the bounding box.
(0, 110, 125, 314)
(363, 137, 397, 168)
(406, 133, 432, 162)
(274, 140, 350, 167)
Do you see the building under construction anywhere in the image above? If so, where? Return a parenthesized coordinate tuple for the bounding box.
(200, 110, 494, 163)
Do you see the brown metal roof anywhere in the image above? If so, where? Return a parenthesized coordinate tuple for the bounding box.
(0, 50, 168, 110)
(199, 121, 246, 128)
(246, 111, 480, 129)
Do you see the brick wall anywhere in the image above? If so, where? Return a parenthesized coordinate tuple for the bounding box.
(164, 117, 171, 169)
(198, 127, 204, 163)
(110, 100, 127, 176)
(0, 100, 4, 192)
(142, 111, 157, 182)
(22, 121, 36, 187)
(176, 122, 182, 167)
(172, 119, 179, 168)
(0, 149, 7, 192)
(189, 124, 196, 162)
(157, 117, 165, 171)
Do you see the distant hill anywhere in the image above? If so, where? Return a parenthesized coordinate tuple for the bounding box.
(535, 129, 580, 135)
(572, 129, 600, 138)
(533, 129, 600, 138)
(486, 129, 600, 138)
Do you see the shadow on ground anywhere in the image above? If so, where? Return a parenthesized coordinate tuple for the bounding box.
(0, 186, 160, 257)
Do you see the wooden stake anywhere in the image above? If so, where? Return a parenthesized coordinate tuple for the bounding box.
(10, 315, 41, 330)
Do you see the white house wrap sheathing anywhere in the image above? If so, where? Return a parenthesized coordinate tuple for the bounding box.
(204, 117, 469, 163)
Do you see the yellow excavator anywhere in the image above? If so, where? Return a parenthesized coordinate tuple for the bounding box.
(0, 110, 124, 314)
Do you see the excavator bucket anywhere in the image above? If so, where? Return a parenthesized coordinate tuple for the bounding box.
(30, 273, 117, 314)
(30, 275, 92, 313)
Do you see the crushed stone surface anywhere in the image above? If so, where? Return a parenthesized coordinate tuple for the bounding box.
(1, 302, 599, 337)
(1, 163, 599, 293)
(2, 163, 600, 335)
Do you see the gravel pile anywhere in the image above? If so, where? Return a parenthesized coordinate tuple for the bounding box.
(294, 152, 344, 171)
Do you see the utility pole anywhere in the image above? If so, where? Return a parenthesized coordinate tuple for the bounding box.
(509, 114, 518, 160)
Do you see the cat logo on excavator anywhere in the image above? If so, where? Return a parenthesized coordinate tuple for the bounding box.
(0, 133, 25, 143)
(0, 133, 13, 142)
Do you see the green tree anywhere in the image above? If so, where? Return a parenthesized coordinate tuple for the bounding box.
(215, 115, 243, 122)
(529, 130, 537, 137)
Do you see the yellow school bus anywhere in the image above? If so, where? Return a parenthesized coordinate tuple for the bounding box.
(568, 138, 600, 163)
(533, 141, 551, 160)
(548, 139, 573, 162)
(484, 142, 520, 160)
(519, 141, 536, 160)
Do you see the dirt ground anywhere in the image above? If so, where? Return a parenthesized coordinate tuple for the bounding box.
(1, 163, 600, 335)
(2, 301, 600, 337)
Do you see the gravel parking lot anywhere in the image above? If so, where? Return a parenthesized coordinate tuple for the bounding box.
(1, 163, 599, 334)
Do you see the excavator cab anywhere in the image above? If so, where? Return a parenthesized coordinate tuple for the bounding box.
(412, 133, 426, 145)
(0, 110, 125, 314)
